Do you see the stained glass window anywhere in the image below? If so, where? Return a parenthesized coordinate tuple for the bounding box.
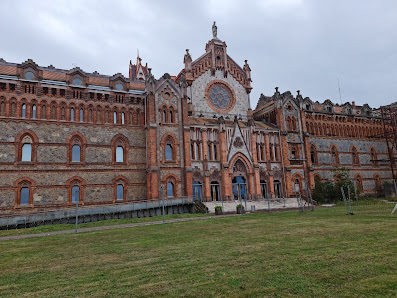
(208, 84, 232, 110)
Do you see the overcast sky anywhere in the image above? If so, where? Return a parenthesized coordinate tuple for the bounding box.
(1, 0, 396, 109)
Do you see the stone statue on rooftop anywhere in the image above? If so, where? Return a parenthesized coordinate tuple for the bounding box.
(212, 21, 217, 39)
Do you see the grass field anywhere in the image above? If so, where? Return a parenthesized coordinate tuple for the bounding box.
(0, 208, 396, 297)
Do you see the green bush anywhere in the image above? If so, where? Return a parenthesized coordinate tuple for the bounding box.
(313, 167, 357, 204)
(215, 206, 222, 210)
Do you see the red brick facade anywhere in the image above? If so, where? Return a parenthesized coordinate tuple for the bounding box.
(0, 35, 394, 216)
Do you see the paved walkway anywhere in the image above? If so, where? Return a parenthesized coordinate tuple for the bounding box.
(0, 214, 240, 242)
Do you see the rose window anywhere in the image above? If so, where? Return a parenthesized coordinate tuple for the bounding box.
(208, 84, 232, 110)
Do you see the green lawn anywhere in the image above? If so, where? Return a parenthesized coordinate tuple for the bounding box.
(0, 209, 396, 297)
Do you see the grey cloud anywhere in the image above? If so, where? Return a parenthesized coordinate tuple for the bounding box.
(1, 0, 396, 108)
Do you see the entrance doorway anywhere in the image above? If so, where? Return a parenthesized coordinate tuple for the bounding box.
(232, 176, 247, 201)
(193, 181, 202, 202)
(274, 180, 282, 198)
(260, 180, 267, 199)
(210, 181, 220, 201)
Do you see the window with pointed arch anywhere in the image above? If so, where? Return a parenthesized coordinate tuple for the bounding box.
(355, 175, 363, 192)
(60, 104, 66, 120)
(112, 135, 128, 165)
(0, 97, 5, 116)
(68, 134, 85, 165)
(15, 178, 35, 207)
(113, 176, 128, 202)
(17, 132, 37, 164)
(41, 101, 46, 119)
(162, 134, 177, 163)
(351, 146, 359, 165)
(292, 175, 302, 194)
(330, 145, 339, 165)
(51, 102, 57, 120)
(374, 174, 381, 191)
(67, 177, 84, 205)
(310, 144, 318, 165)
(370, 148, 377, 166)
(21, 103, 27, 118)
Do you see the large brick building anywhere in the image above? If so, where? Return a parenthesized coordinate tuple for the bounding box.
(0, 28, 394, 216)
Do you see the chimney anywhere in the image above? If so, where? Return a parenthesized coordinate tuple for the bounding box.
(352, 101, 355, 107)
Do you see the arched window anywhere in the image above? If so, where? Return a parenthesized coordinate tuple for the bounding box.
(19, 134, 35, 163)
(121, 112, 125, 124)
(22, 143, 32, 162)
(370, 148, 377, 166)
(15, 178, 35, 206)
(72, 145, 81, 162)
(113, 111, 117, 124)
(310, 145, 317, 165)
(374, 175, 381, 191)
(96, 107, 102, 123)
(162, 110, 166, 123)
(112, 136, 128, 165)
(80, 108, 84, 122)
(70, 107, 75, 121)
(162, 134, 177, 162)
(32, 104, 36, 119)
(0, 99, 5, 116)
(352, 147, 359, 165)
(20, 186, 30, 205)
(165, 144, 173, 160)
(41, 102, 46, 119)
(51, 103, 56, 119)
(355, 175, 363, 192)
(68, 134, 85, 164)
(167, 181, 174, 198)
(169, 110, 173, 123)
(22, 103, 26, 118)
(331, 146, 339, 165)
(116, 184, 124, 200)
(11, 101, 16, 117)
(61, 105, 66, 120)
(71, 185, 80, 202)
(88, 107, 93, 122)
(68, 178, 84, 204)
(116, 146, 124, 162)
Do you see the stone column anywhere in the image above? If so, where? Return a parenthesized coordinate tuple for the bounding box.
(219, 128, 231, 200)
(251, 132, 262, 200)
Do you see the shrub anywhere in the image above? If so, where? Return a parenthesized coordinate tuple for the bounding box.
(215, 206, 222, 210)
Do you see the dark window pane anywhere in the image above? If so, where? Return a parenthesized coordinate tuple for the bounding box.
(20, 187, 30, 204)
(117, 184, 123, 200)
(167, 182, 174, 197)
(165, 145, 172, 160)
(72, 145, 80, 162)
(72, 186, 80, 202)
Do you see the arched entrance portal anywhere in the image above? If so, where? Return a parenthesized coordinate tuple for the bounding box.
(232, 159, 248, 202)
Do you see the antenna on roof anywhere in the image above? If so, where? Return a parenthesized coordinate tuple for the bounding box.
(337, 77, 342, 104)
(137, 48, 139, 58)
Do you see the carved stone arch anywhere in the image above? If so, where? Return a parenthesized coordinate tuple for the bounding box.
(192, 167, 204, 183)
(209, 167, 221, 182)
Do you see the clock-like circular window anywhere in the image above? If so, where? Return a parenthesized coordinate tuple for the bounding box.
(115, 83, 123, 90)
(205, 81, 235, 113)
(73, 78, 83, 85)
(25, 72, 35, 80)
